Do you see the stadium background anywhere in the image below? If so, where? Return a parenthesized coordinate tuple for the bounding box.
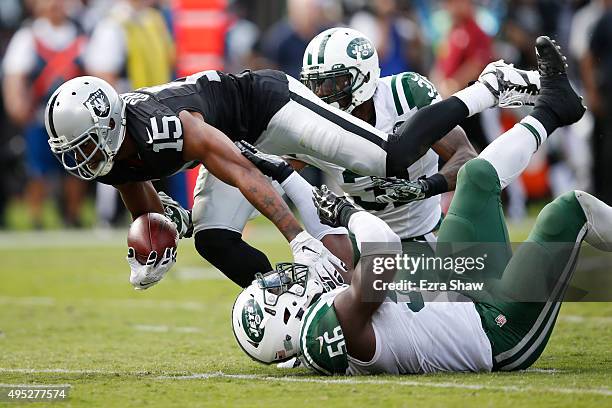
(0, 1, 610, 407)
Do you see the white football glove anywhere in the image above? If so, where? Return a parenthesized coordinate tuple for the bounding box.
(127, 246, 177, 290)
(289, 231, 346, 292)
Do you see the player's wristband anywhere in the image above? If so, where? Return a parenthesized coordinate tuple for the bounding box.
(338, 204, 359, 228)
(421, 174, 449, 198)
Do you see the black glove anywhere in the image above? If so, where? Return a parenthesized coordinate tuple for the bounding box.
(370, 174, 448, 203)
(312, 185, 359, 228)
(369, 177, 427, 203)
(235, 141, 294, 183)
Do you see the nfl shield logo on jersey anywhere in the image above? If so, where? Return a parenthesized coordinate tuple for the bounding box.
(84, 89, 111, 118)
(495, 314, 507, 327)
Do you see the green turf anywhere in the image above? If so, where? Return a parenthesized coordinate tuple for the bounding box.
(0, 220, 610, 407)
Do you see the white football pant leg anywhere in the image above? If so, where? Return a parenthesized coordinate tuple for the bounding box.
(192, 166, 258, 235)
(256, 76, 388, 177)
(192, 166, 285, 235)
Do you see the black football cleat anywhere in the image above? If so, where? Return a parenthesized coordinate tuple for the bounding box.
(534, 36, 586, 127)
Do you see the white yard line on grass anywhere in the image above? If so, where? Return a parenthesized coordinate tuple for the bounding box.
(132, 324, 202, 333)
(158, 372, 612, 396)
(0, 383, 72, 388)
(0, 368, 609, 396)
(0, 368, 151, 375)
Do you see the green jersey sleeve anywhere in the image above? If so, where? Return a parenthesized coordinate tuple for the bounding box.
(390, 72, 441, 116)
(299, 295, 349, 376)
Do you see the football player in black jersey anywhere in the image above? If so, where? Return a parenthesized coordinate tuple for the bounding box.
(45, 60, 541, 289)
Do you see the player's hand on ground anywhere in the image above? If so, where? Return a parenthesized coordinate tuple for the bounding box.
(158, 191, 193, 239)
(127, 247, 177, 290)
(289, 231, 346, 292)
(370, 177, 427, 203)
(235, 141, 294, 183)
(312, 185, 358, 228)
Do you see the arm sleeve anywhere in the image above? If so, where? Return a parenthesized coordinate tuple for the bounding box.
(280, 172, 347, 240)
(347, 211, 401, 256)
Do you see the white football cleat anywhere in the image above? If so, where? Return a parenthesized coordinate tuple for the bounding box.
(276, 357, 302, 369)
(575, 191, 612, 252)
(478, 60, 541, 108)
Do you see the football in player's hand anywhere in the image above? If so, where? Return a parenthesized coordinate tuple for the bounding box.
(127, 213, 178, 265)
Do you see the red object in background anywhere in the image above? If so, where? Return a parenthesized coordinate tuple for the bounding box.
(173, 0, 228, 207)
(522, 161, 550, 199)
(174, 0, 227, 9)
(437, 17, 493, 79)
(499, 110, 550, 198)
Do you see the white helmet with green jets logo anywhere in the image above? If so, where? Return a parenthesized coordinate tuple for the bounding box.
(231, 263, 325, 364)
(301, 27, 381, 113)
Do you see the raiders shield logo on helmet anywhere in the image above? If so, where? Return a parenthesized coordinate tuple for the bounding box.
(84, 89, 111, 118)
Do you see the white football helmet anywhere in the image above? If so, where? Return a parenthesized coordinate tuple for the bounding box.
(301, 27, 380, 113)
(232, 263, 325, 364)
(45, 76, 127, 180)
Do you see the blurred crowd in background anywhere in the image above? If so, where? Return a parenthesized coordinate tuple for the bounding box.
(0, 0, 610, 230)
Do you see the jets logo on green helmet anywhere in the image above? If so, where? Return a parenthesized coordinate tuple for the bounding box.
(301, 27, 381, 114)
(232, 263, 326, 364)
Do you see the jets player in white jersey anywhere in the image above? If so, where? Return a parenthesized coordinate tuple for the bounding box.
(192, 27, 543, 287)
(295, 27, 477, 245)
(232, 37, 606, 375)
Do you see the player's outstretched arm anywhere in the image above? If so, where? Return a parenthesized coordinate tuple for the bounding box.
(179, 111, 302, 242)
(181, 112, 346, 289)
(313, 186, 402, 361)
(236, 141, 355, 273)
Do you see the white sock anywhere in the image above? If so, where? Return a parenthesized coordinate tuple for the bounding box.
(452, 82, 496, 117)
(575, 191, 612, 252)
(479, 116, 548, 189)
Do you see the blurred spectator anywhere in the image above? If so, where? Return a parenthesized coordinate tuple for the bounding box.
(569, 0, 603, 74)
(84, 0, 175, 227)
(258, 0, 339, 79)
(225, 0, 261, 73)
(584, 0, 612, 204)
(350, 0, 424, 75)
(0, 0, 25, 228)
(2, 0, 87, 229)
(84, 0, 174, 92)
(503, 0, 561, 68)
(431, 0, 493, 96)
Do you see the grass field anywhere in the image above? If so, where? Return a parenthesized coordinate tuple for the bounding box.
(0, 219, 610, 407)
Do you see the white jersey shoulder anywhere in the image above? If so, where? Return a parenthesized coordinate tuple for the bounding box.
(346, 301, 493, 375)
(296, 72, 442, 239)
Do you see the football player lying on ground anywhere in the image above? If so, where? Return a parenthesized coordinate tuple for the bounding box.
(232, 37, 611, 374)
(192, 27, 478, 287)
(44, 34, 540, 290)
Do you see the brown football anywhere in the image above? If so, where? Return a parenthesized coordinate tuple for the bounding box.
(127, 213, 178, 265)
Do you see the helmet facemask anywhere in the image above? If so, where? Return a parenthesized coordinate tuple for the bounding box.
(301, 66, 370, 113)
(232, 263, 325, 364)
